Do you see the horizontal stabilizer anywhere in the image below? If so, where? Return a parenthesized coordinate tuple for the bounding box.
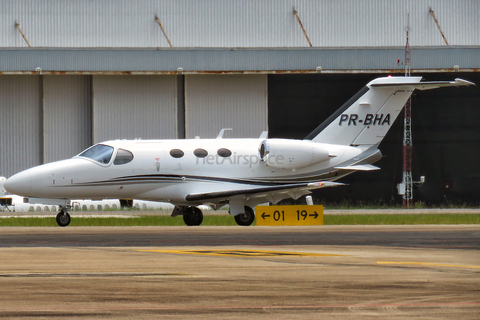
(334, 164, 380, 171)
(370, 78, 475, 90)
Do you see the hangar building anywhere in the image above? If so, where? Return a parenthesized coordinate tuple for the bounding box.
(1, 0, 479, 205)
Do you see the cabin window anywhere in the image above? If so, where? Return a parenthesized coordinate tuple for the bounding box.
(194, 148, 208, 158)
(217, 148, 232, 158)
(114, 149, 134, 165)
(79, 144, 114, 164)
(170, 149, 184, 158)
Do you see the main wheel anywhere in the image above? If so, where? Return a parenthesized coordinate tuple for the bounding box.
(234, 206, 255, 226)
(56, 211, 71, 227)
(183, 207, 203, 226)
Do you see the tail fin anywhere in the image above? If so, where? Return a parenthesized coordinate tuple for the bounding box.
(305, 77, 474, 147)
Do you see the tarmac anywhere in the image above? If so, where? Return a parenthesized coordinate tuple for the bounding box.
(0, 225, 479, 319)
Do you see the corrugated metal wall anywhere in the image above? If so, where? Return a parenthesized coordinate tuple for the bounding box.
(43, 76, 92, 162)
(92, 76, 177, 143)
(185, 75, 267, 139)
(2, 0, 479, 47)
(0, 76, 42, 177)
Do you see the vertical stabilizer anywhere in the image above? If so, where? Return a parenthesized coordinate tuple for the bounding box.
(305, 77, 422, 146)
(305, 77, 473, 147)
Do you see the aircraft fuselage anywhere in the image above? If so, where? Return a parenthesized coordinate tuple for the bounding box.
(6, 138, 363, 206)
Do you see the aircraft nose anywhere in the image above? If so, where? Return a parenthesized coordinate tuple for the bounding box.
(4, 171, 32, 196)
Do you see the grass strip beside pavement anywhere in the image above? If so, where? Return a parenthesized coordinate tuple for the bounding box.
(0, 214, 479, 227)
(324, 214, 480, 225)
(0, 216, 239, 227)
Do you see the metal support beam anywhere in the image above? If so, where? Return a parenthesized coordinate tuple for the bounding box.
(155, 14, 173, 47)
(292, 7, 313, 47)
(429, 7, 449, 46)
(14, 21, 31, 47)
(176, 75, 185, 139)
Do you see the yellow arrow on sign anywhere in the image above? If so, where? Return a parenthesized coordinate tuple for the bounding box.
(256, 205, 323, 226)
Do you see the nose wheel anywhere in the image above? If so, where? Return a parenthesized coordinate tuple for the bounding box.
(56, 208, 71, 227)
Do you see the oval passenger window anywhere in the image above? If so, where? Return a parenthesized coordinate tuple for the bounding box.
(193, 148, 208, 158)
(170, 149, 184, 158)
(217, 148, 232, 158)
(113, 149, 134, 165)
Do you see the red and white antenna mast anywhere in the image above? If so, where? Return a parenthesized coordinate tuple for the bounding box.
(398, 14, 425, 206)
(402, 14, 413, 207)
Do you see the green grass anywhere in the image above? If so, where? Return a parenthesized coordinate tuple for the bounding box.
(0, 215, 239, 227)
(324, 214, 480, 225)
(0, 214, 479, 227)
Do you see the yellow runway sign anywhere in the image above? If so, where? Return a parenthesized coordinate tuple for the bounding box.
(256, 205, 323, 226)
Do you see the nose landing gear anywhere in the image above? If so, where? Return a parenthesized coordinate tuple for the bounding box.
(56, 206, 71, 227)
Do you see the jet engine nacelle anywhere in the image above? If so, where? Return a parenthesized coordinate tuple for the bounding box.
(258, 139, 331, 169)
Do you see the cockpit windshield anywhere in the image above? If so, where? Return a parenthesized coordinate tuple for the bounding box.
(79, 144, 114, 164)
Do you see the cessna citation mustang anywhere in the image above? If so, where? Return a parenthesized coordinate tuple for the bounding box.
(4, 76, 474, 227)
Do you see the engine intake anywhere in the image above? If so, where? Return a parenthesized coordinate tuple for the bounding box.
(258, 139, 331, 169)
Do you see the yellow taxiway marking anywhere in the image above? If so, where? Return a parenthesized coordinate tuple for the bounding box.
(139, 249, 345, 257)
(377, 261, 480, 269)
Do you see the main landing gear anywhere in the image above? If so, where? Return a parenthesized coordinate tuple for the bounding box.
(233, 206, 255, 226)
(179, 205, 255, 226)
(183, 206, 204, 226)
(56, 206, 71, 227)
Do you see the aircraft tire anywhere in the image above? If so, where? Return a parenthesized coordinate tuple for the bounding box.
(56, 212, 71, 227)
(183, 207, 203, 226)
(234, 206, 255, 226)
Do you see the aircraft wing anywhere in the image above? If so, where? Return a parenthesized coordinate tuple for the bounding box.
(185, 181, 344, 204)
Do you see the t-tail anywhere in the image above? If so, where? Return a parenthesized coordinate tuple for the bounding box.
(304, 76, 474, 147)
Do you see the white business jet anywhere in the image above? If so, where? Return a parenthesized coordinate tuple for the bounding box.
(4, 76, 474, 226)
